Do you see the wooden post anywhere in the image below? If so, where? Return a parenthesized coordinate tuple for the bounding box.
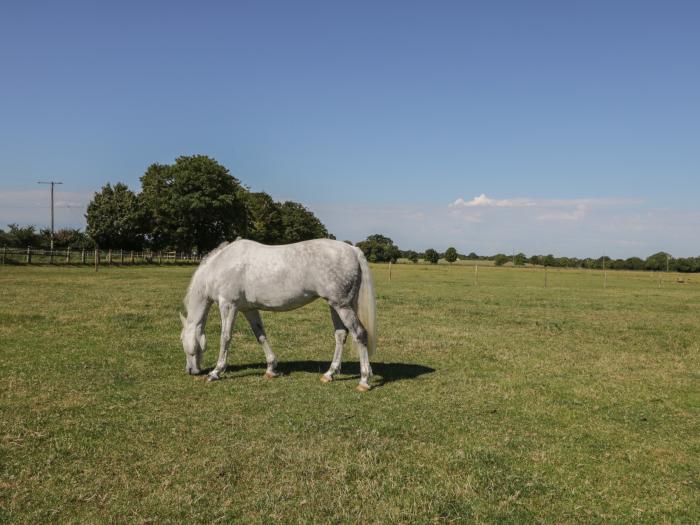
(120, 249, 124, 264)
(388, 261, 392, 281)
(2, 245, 5, 264)
(131, 250, 135, 264)
(95, 248, 99, 272)
(66, 247, 71, 263)
(603, 257, 607, 289)
(544, 266, 548, 288)
(26, 246, 31, 264)
(474, 265, 478, 286)
(81, 248, 86, 264)
(108, 249, 112, 265)
(49, 248, 54, 264)
(159, 251, 162, 265)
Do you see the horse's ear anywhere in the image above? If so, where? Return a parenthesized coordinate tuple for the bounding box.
(179, 312, 187, 328)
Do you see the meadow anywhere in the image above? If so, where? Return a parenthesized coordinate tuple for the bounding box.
(1, 263, 698, 524)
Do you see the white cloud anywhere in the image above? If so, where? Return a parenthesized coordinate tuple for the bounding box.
(450, 194, 535, 208)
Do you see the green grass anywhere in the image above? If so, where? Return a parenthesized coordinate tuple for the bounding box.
(1, 264, 698, 524)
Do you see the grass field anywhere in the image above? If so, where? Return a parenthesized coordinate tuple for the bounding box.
(1, 263, 698, 523)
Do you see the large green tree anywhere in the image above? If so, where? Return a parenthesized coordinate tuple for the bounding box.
(245, 192, 283, 244)
(356, 234, 400, 263)
(278, 201, 329, 244)
(86, 183, 145, 249)
(140, 156, 248, 251)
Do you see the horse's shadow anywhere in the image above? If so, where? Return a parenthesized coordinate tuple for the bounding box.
(217, 360, 435, 387)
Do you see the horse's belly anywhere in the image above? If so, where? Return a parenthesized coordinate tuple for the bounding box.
(249, 292, 318, 312)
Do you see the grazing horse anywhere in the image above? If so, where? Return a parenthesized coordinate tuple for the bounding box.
(179, 238, 377, 391)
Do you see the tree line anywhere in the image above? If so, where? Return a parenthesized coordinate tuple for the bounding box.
(0, 155, 331, 253)
(351, 234, 700, 273)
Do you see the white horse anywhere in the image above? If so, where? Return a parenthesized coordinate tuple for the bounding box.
(179, 238, 377, 391)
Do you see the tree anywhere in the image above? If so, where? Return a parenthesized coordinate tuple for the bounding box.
(494, 253, 508, 266)
(244, 192, 283, 244)
(86, 183, 146, 249)
(5, 224, 40, 247)
(140, 155, 248, 252)
(278, 201, 329, 244)
(514, 253, 527, 266)
(645, 252, 671, 271)
(444, 247, 458, 264)
(424, 248, 439, 264)
(356, 234, 400, 263)
(403, 250, 419, 263)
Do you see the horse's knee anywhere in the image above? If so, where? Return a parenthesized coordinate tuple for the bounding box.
(335, 329, 348, 344)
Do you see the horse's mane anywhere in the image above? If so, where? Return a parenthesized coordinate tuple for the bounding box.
(184, 240, 237, 308)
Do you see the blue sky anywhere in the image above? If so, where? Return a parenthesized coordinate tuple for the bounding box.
(1, 1, 699, 256)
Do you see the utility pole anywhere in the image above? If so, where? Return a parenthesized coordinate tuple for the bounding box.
(37, 181, 63, 250)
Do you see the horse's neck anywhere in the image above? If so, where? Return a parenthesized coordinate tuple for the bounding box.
(185, 287, 211, 327)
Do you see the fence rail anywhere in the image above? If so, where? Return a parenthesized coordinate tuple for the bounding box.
(0, 246, 204, 266)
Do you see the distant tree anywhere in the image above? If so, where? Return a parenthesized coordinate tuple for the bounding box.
(278, 201, 329, 244)
(624, 257, 644, 271)
(444, 247, 458, 263)
(140, 156, 248, 251)
(514, 252, 527, 266)
(542, 254, 556, 267)
(466, 252, 479, 260)
(244, 192, 283, 244)
(403, 250, 419, 263)
(5, 224, 40, 248)
(86, 183, 146, 250)
(424, 248, 439, 264)
(51, 228, 94, 249)
(645, 252, 671, 271)
(0, 227, 8, 246)
(356, 234, 400, 263)
(494, 253, 508, 266)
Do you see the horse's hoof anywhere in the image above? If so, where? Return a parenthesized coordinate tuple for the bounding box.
(207, 373, 220, 382)
(320, 374, 333, 383)
(356, 383, 370, 393)
(264, 371, 280, 379)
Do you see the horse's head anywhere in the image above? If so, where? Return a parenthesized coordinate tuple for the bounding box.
(179, 312, 206, 374)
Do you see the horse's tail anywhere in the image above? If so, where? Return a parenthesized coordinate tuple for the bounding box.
(353, 247, 377, 357)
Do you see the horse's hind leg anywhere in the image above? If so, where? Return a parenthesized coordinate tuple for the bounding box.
(321, 306, 348, 383)
(208, 301, 237, 381)
(331, 305, 372, 392)
(243, 310, 279, 378)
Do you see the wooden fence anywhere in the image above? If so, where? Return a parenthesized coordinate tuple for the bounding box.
(0, 246, 204, 267)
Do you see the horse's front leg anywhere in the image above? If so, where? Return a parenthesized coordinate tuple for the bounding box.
(208, 301, 237, 382)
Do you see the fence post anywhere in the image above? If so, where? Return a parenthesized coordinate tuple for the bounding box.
(131, 250, 134, 264)
(159, 251, 162, 265)
(108, 249, 112, 265)
(120, 249, 124, 264)
(81, 248, 86, 264)
(95, 248, 99, 272)
(26, 246, 31, 264)
(544, 265, 548, 288)
(474, 265, 478, 286)
(66, 247, 71, 263)
(49, 248, 54, 264)
(2, 245, 5, 264)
